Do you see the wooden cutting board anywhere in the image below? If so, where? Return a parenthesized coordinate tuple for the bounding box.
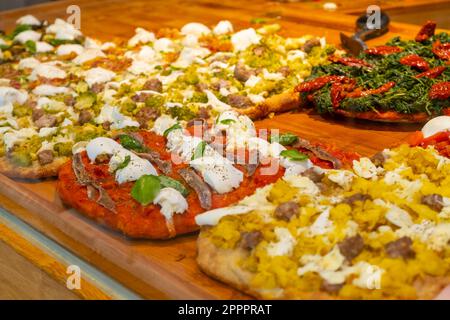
(0, 0, 438, 299)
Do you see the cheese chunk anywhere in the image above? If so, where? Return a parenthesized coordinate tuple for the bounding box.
(153, 187, 188, 220)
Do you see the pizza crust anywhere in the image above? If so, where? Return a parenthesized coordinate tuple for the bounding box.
(197, 232, 450, 300)
(334, 109, 431, 123)
(237, 90, 301, 120)
(0, 156, 69, 179)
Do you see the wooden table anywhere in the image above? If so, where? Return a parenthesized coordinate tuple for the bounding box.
(0, 0, 446, 299)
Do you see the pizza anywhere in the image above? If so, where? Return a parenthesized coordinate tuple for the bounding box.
(57, 110, 357, 239)
(196, 144, 450, 299)
(0, 15, 336, 179)
(295, 21, 450, 123)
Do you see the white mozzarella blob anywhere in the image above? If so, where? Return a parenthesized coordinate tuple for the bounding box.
(86, 137, 157, 184)
(352, 157, 380, 179)
(72, 48, 105, 65)
(153, 38, 174, 52)
(180, 22, 211, 37)
(56, 44, 84, 56)
(128, 28, 155, 47)
(190, 156, 243, 194)
(421, 116, 450, 138)
(3, 128, 37, 151)
(111, 150, 158, 184)
(203, 90, 232, 112)
(195, 205, 253, 226)
(16, 15, 41, 26)
(231, 28, 261, 52)
(245, 75, 261, 88)
(173, 47, 210, 68)
(38, 127, 57, 137)
(310, 208, 333, 235)
(153, 188, 188, 220)
(29, 63, 66, 80)
(35, 41, 54, 53)
(83, 67, 116, 87)
(14, 30, 41, 44)
(0, 87, 28, 107)
(18, 57, 40, 69)
(213, 20, 233, 35)
(32, 85, 70, 96)
(95, 104, 140, 130)
(151, 115, 178, 136)
(86, 137, 121, 161)
(46, 18, 82, 40)
(267, 227, 297, 257)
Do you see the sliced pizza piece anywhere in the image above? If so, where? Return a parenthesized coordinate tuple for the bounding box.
(196, 145, 450, 299)
(57, 110, 354, 239)
(295, 21, 450, 123)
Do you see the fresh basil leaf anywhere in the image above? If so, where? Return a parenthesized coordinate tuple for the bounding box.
(158, 175, 189, 197)
(131, 175, 161, 206)
(8, 24, 32, 40)
(270, 132, 299, 146)
(280, 149, 309, 161)
(219, 119, 236, 125)
(115, 155, 131, 172)
(163, 123, 182, 137)
(191, 141, 207, 160)
(118, 134, 147, 152)
(24, 40, 36, 53)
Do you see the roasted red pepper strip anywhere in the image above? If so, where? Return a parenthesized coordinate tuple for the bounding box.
(429, 81, 450, 100)
(432, 41, 450, 61)
(364, 46, 403, 55)
(415, 66, 446, 79)
(328, 55, 371, 68)
(415, 20, 437, 43)
(347, 82, 396, 98)
(399, 54, 430, 71)
(295, 75, 350, 93)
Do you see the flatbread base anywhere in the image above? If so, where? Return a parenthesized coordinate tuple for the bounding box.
(0, 156, 69, 179)
(334, 109, 431, 123)
(238, 90, 301, 120)
(197, 233, 450, 300)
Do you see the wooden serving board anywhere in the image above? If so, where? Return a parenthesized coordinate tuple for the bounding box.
(0, 0, 437, 299)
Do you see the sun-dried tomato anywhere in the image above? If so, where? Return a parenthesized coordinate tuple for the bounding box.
(347, 82, 396, 98)
(415, 66, 446, 78)
(429, 82, 450, 100)
(432, 41, 450, 61)
(295, 75, 349, 93)
(328, 55, 371, 68)
(364, 46, 403, 55)
(415, 20, 437, 42)
(330, 81, 356, 108)
(399, 54, 430, 71)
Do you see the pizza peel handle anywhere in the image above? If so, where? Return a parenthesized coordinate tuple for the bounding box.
(340, 11, 390, 56)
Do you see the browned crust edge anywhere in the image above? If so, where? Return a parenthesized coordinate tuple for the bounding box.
(197, 232, 450, 300)
(0, 156, 69, 179)
(237, 90, 302, 120)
